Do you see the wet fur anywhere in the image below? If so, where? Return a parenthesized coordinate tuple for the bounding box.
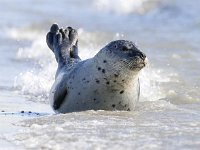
(46, 24, 146, 113)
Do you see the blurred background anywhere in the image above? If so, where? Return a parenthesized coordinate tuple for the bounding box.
(1, 0, 199, 105)
(0, 0, 200, 149)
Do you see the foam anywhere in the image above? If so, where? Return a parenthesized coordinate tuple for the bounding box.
(139, 67, 168, 102)
(93, 0, 160, 14)
(10, 27, 166, 103)
(8, 27, 43, 41)
(5, 105, 200, 150)
(11, 30, 56, 103)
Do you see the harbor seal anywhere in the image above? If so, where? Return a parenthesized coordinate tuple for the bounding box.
(46, 24, 147, 113)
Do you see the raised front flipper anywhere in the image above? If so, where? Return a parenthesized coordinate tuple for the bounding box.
(46, 24, 80, 66)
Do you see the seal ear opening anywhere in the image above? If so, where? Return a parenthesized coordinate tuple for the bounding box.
(53, 86, 68, 111)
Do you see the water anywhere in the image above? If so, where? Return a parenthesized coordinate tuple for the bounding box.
(0, 0, 200, 149)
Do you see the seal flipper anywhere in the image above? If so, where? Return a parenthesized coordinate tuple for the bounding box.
(67, 27, 80, 59)
(46, 24, 59, 51)
(53, 86, 68, 110)
(46, 24, 68, 65)
(70, 40, 80, 59)
(46, 24, 80, 66)
(50, 76, 68, 111)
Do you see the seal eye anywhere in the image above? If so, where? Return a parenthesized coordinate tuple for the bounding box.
(122, 46, 129, 51)
(114, 45, 118, 49)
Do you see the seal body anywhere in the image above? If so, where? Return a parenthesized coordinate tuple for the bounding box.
(46, 24, 147, 113)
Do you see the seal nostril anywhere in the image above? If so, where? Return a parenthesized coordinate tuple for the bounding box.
(141, 53, 146, 60)
(139, 53, 146, 60)
(122, 46, 129, 51)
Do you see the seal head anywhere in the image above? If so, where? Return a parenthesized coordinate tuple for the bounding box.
(95, 40, 147, 80)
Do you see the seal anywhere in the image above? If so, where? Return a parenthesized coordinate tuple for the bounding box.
(46, 24, 147, 113)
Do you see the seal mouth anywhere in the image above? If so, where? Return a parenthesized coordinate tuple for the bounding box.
(128, 56, 148, 70)
(129, 49, 148, 69)
(140, 57, 148, 67)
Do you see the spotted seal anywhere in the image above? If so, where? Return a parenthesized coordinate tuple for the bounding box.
(46, 24, 147, 113)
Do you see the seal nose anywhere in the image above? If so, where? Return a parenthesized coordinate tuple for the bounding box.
(129, 49, 146, 60)
(137, 51, 146, 60)
(122, 44, 146, 60)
